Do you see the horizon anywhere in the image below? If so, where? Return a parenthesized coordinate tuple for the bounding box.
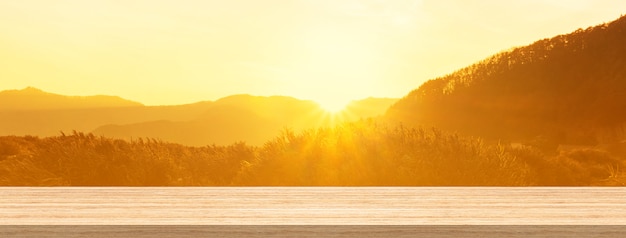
(1, 0, 625, 109)
(2, 1, 626, 186)
(1, 85, 399, 108)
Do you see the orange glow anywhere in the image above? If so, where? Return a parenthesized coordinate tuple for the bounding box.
(316, 99, 349, 114)
(1, 1, 624, 105)
(0, 0, 626, 186)
(1, 1, 626, 187)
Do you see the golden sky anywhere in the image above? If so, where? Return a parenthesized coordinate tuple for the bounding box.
(1, 0, 625, 109)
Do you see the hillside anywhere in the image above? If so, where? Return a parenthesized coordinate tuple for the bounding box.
(92, 95, 397, 146)
(0, 87, 143, 110)
(0, 100, 214, 137)
(92, 95, 325, 146)
(343, 97, 398, 120)
(0, 87, 210, 136)
(386, 15, 626, 145)
(0, 87, 396, 145)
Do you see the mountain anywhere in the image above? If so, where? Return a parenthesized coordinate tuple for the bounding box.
(209, 94, 325, 127)
(0, 87, 142, 110)
(0, 100, 214, 137)
(0, 87, 215, 136)
(92, 95, 400, 146)
(0, 87, 397, 145)
(386, 15, 626, 145)
(343, 97, 398, 120)
(92, 95, 328, 146)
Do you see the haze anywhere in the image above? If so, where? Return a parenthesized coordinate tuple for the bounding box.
(1, 0, 625, 110)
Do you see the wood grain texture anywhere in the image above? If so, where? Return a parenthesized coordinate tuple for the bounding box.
(3, 225, 626, 238)
(2, 187, 626, 225)
(3, 187, 626, 237)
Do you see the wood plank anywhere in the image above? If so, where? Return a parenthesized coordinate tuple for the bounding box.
(1, 187, 626, 237)
(3, 225, 626, 238)
(2, 187, 626, 225)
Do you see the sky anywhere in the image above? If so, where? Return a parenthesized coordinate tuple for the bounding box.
(1, 0, 625, 109)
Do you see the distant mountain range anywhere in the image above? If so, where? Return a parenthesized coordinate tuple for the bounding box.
(386, 15, 626, 145)
(0, 87, 397, 145)
(0, 87, 143, 110)
(9, 15, 626, 147)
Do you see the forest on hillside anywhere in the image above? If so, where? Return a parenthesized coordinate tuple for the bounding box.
(1, 120, 624, 186)
(387, 15, 626, 145)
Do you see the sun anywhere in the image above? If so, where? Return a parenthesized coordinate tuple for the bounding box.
(316, 98, 350, 114)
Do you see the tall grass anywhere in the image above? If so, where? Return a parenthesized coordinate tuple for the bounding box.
(1, 121, 623, 185)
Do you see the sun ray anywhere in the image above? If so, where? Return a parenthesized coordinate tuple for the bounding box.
(317, 99, 350, 114)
